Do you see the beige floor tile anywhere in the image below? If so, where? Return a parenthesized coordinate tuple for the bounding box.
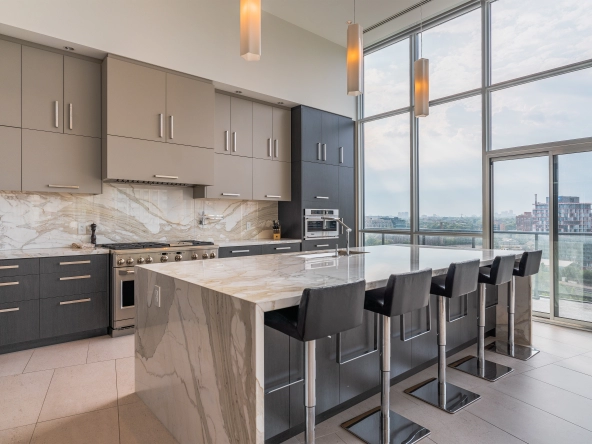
(533, 322, 592, 349)
(24, 340, 89, 373)
(30, 407, 119, 444)
(0, 370, 53, 431)
(0, 424, 36, 444)
(87, 334, 134, 363)
(0, 349, 34, 377)
(38, 360, 117, 422)
(531, 335, 590, 358)
(119, 401, 178, 444)
(523, 363, 592, 399)
(116, 357, 141, 405)
(555, 354, 592, 377)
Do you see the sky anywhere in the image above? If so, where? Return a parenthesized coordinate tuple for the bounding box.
(363, 0, 592, 219)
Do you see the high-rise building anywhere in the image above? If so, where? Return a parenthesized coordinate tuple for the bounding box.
(516, 195, 592, 233)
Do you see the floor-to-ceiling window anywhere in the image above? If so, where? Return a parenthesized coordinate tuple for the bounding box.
(359, 0, 592, 327)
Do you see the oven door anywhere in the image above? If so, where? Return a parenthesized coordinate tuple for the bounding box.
(113, 267, 136, 329)
(304, 217, 339, 239)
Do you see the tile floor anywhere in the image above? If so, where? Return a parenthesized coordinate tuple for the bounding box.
(0, 322, 591, 444)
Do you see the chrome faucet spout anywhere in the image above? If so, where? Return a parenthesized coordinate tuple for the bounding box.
(321, 216, 352, 256)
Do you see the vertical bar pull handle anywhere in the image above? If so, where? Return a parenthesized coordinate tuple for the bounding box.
(55, 101, 59, 128)
(323, 144, 327, 161)
(170, 115, 174, 139)
(159, 114, 163, 138)
(267, 138, 272, 157)
(69, 104, 73, 130)
(340, 147, 344, 164)
(224, 131, 229, 151)
(274, 139, 279, 158)
(232, 132, 237, 152)
(317, 143, 321, 160)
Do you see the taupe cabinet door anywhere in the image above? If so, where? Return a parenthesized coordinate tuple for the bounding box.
(105, 57, 166, 142)
(230, 97, 253, 157)
(64, 57, 101, 139)
(0, 126, 21, 191)
(207, 154, 253, 199)
(104, 136, 215, 186)
(215, 93, 231, 154)
(253, 102, 273, 160)
(0, 40, 21, 128)
(253, 159, 291, 201)
(166, 73, 215, 148)
(22, 46, 63, 133)
(272, 108, 291, 163)
(22, 130, 101, 194)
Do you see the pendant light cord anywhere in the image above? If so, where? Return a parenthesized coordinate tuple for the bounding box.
(420, 4, 423, 58)
(354, 0, 356, 24)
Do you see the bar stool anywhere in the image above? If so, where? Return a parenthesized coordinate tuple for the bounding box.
(449, 255, 516, 381)
(405, 259, 481, 414)
(341, 269, 433, 444)
(486, 250, 543, 361)
(264, 280, 366, 444)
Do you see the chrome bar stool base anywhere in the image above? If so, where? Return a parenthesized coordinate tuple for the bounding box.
(405, 378, 481, 414)
(486, 340, 540, 361)
(342, 407, 431, 444)
(449, 355, 514, 382)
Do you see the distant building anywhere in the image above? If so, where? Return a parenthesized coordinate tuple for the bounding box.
(516, 212, 533, 232)
(365, 216, 408, 229)
(532, 196, 592, 233)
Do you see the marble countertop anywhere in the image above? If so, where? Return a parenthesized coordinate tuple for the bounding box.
(0, 247, 110, 260)
(215, 238, 302, 247)
(138, 245, 522, 312)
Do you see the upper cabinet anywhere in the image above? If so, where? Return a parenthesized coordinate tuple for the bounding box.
(0, 40, 21, 128)
(63, 56, 101, 138)
(215, 93, 253, 157)
(104, 56, 214, 148)
(273, 107, 291, 163)
(297, 106, 346, 166)
(338, 116, 354, 168)
(253, 103, 291, 162)
(0, 126, 21, 191)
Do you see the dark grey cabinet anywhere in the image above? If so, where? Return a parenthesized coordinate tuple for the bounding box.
(298, 107, 322, 164)
(0, 275, 39, 304)
(218, 245, 262, 259)
(338, 116, 355, 168)
(0, 299, 40, 347)
(261, 243, 301, 255)
(301, 162, 339, 207)
(0, 258, 39, 277)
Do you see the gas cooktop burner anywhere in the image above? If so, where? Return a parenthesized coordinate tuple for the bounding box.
(99, 240, 214, 250)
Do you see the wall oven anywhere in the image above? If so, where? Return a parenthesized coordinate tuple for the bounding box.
(304, 209, 340, 239)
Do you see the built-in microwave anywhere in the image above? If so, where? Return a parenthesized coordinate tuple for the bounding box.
(304, 209, 340, 239)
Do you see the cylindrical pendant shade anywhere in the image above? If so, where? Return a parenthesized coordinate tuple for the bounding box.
(347, 23, 364, 96)
(414, 58, 429, 117)
(240, 0, 261, 61)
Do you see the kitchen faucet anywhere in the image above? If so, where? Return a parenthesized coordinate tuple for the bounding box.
(321, 216, 352, 256)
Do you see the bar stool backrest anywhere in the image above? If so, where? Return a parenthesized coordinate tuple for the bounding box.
(298, 280, 366, 342)
(488, 255, 516, 286)
(515, 250, 543, 277)
(444, 259, 480, 298)
(384, 268, 433, 317)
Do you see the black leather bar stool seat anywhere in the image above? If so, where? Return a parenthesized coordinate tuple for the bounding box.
(487, 250, 543, 361)
(449, 255, 516, 381)
(264, 280, 366, 444)
(342, 269, 433, 444)
(405, 259, 482, 414)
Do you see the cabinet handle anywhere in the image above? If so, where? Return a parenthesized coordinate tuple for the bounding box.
(340, 147, 344, 164)
(224, 131, 229, 151)
(323, 144, 327, 161)
(159, 114, 163, 138)
(120, 270, 135, 275)
(60, 260, 91, 265)
(154, 175, 179, 180)
(265, 195, 281, 198)
(231, 250, 250, 253)
(59, 275, 91, 281)
(317, 143, 321, 160)
(274, 139, 279, 158)
(0, 265, 18, 270)
(315, 244, 330, 248)
(170, 115, 174, 139)
(315, 196, 329, 199)
(69, 103, 73, 130)
(0, 307, 19, 313)
(60, 298, 91, 305)
(48, 185, 80, 189)
(55, 101, 59, 128)
(275, 247, 291, 250)
(232, 132, 237, 152)
(222, 193, 240, 197)
(0, 281, 19, 287)
(267, 139, 272, 157)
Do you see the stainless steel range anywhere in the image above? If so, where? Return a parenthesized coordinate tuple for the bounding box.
(99, 241, 218, 337)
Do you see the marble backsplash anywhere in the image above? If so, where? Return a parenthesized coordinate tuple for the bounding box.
(0, 183, 278, 250)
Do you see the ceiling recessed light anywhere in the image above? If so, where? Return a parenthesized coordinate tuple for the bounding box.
(64, 46, 75, 51)
(277, 102, 284, 105)
(235, 90, 243, 94)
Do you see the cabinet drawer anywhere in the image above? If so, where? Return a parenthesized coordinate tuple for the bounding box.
(40, 254, 107, 275)
(0, 258, 39, 278)
(218, 245, 262, 258)
(0, 275, 39, 304)
(40, 267, 108, 299)
(301, 240, 339, 252)
(0, 299, 39, 347)
(301, 162, 339, 207)
(40, 292, 108, 339)
(261, 243, 301, 255)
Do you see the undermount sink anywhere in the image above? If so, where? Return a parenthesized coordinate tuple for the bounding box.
(297, 250, 368, 259)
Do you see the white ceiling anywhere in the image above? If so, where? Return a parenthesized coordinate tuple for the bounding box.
(262, 0, 452, 47)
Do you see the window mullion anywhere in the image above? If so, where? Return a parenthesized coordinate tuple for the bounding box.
(410, 34, 419, 243)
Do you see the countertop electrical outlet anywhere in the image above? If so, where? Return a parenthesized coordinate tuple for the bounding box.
(78, 223, 86, 235)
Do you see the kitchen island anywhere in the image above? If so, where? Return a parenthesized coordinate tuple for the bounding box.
(134, 245, 531, 444)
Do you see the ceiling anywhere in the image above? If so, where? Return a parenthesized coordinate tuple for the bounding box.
(262, 0, 448, 47)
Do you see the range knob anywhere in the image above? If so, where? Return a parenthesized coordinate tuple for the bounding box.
(175, 254, 183, 262)
(210, 252, 216, 259)
(137, 257, 145, 264)
(161, 255, 169, 263)
(202, 253, 209, 259)
(191, 253, 199, 260)
(145, 256, 153, 264)
(117, 258, 125, 266)
(126, 258, 135, 265)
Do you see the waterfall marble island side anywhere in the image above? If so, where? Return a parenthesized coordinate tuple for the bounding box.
(134, 245, 531, 444)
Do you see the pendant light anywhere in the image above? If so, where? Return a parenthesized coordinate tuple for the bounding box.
(414, 4, 429, 117)
(240, 0, 261, 61)
(347, 0, 363, 96)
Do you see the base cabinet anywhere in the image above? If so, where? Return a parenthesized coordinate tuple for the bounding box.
(0, 299, 39, 347)
(40, 292, 108, 339)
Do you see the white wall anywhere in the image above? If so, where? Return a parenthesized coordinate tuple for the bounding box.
(0, 0, 355, 118)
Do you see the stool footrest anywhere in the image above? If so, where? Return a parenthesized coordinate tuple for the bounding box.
(449, 355, 514, 382)
(486, 340, 540, 361)
(405, 379, 480, 414)
(341, 407, 431, 444)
